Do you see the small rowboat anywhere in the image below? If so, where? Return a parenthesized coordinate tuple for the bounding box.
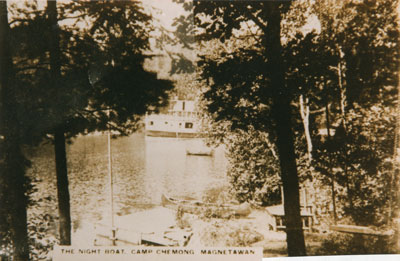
(186, 148, 214, 156)
(186, 140, 214, 156)
(186, 147, 214, 156)
(161, 194, 251, 218)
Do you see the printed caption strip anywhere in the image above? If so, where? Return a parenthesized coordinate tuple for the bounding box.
(53, 245, 263, 261)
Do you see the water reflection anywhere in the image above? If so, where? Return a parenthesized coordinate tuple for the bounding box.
(29, 133, 228, 227)
(144, 135, 228, 204)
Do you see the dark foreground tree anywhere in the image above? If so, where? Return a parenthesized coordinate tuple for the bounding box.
(0, 1, 30, 259)
(265, 4, 305, 255)
(47, 0, 71, 245)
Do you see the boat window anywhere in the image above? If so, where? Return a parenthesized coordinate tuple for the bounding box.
(165, 121, 168, 125)
(185, 122, 193, 129)
(149, 121, 154, 126)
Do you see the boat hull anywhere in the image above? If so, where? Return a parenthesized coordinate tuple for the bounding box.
(145, 130, 203, 138)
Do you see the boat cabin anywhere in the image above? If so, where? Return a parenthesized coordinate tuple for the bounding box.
(144, 99, 203, 138)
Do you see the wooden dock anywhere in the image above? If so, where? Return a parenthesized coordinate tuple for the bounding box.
(93, 207, 192, 246)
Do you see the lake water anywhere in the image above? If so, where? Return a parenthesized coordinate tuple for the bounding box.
(27, 133, 228, 229)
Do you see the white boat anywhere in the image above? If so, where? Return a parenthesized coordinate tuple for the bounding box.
(144, 99, 203, 138)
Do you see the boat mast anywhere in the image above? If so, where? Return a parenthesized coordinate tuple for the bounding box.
(107, 108, 116, 245)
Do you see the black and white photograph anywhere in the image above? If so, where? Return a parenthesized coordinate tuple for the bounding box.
(0, 0, 399, 260)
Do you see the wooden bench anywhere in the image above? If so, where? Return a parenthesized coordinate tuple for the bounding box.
(266, 204, 314, 232)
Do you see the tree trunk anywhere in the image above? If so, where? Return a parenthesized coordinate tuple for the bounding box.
(337, 54, 354, 213)
(54, 128, 71, 245)
(266, 3, 306, 256)
(6, 146, 29, 261)
(299, 95, 312, 163)
(0, 1, 30, 259)
(274, 95, 307, 256)
(47, 0, 72, 245)
(325, 102, 337, 223)
(299, 95, 317, 225)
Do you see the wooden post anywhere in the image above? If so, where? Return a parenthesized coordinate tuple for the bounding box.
(107, 109, 115, 246)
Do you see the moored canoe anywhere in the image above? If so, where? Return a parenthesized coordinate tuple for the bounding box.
(161, 194, 251, 217)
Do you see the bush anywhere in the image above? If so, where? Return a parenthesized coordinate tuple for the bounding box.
(199, 221, 263, 247)
(314, 105, 396, 226)
(224, 127, 281, 206)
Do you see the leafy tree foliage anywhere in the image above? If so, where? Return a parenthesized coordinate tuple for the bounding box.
(9, 0, 173, 138)
(192, 0, 307, 255)
(312, 0, 399, 226)
(192, 0, 399, 251)
(204, 0, 400, 229)
(315, 104, 396, 226)
(2, 0, 174, 253)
